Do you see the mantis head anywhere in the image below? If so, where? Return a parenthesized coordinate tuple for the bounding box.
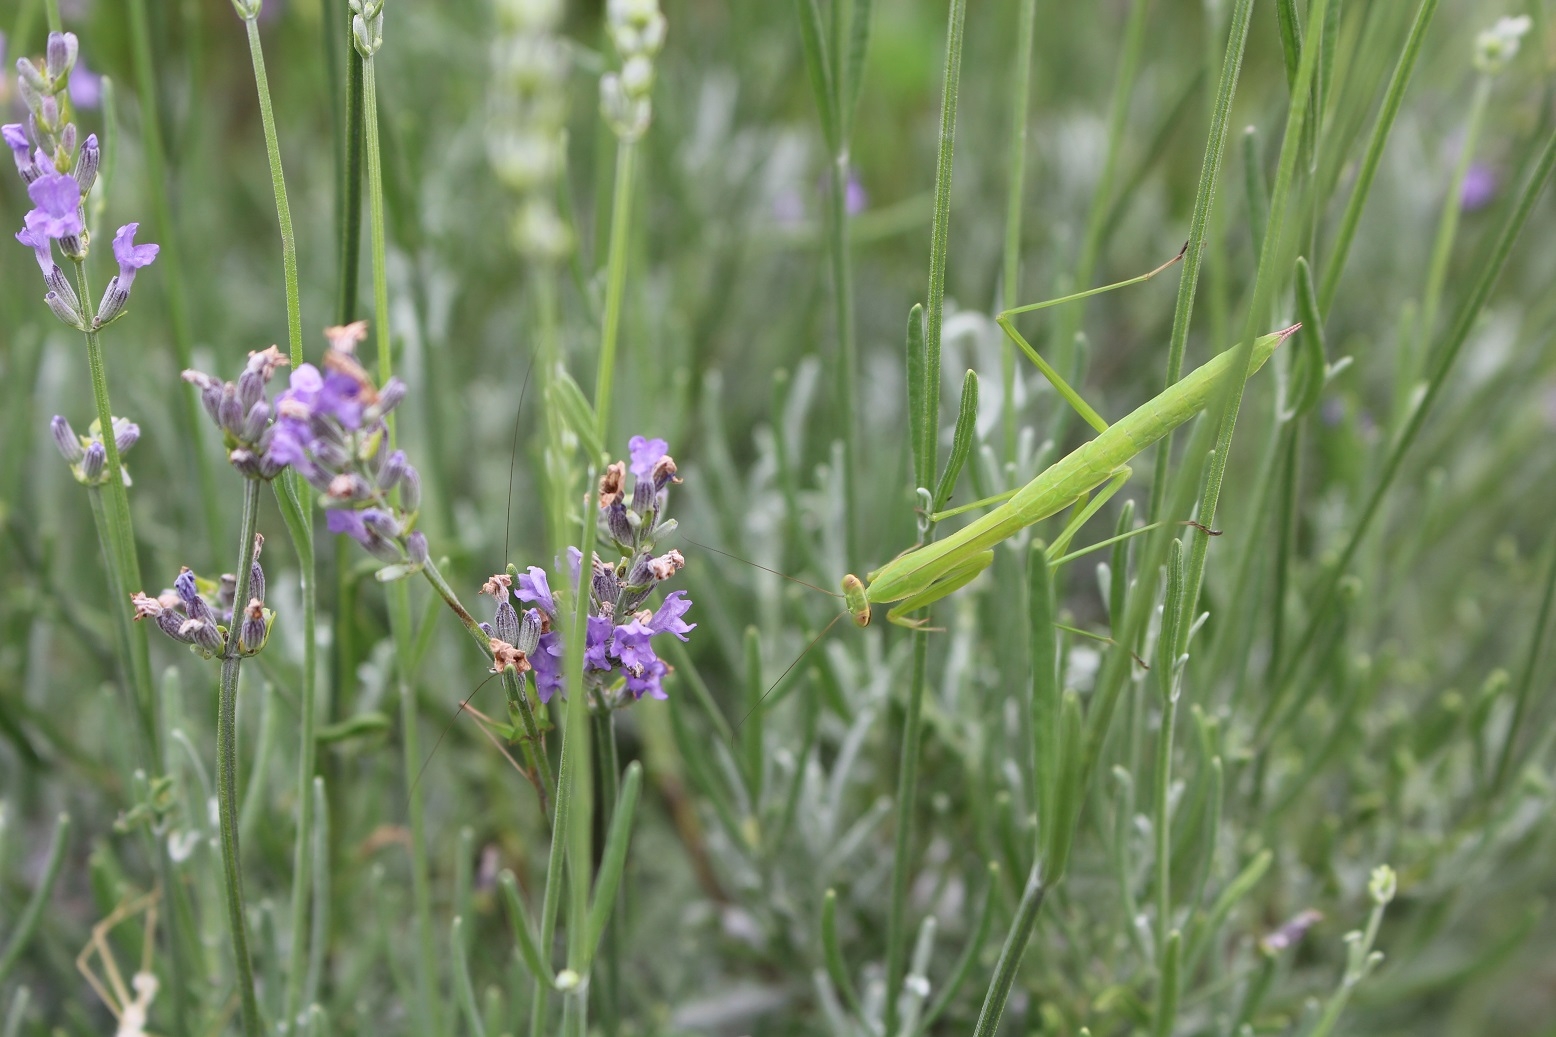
(841, 574, 870, 627)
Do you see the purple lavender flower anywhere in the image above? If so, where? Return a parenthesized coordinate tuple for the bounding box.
(647, 589, 695, 641)
(276, 363, 365, 430)
(1461, 163, 1497, 212)
(516, 566, 556, 616)
(15, 226, 52, 273)
(111, 223, 158, 291)
(612, 618, 657, 670)
(23, 170, 81, 240)
(532, 633, 565, 701)
(584, 615, 614, 671)
(628, 435, 668, 479)
(3, 123, 31, 178)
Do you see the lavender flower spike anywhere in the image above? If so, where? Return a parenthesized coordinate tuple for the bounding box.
(112, 223, 159, 292)
(23, 171, 82, 240)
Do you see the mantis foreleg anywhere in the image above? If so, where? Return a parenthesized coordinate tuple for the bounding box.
(885, 549, 996, 628)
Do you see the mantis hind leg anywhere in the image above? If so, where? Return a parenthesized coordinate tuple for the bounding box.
(886, 549, 995, 628)
(1046, 466, 1132, 560)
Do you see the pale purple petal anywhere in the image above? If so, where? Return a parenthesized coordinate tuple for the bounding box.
(24, 172, 82, 239)
(15, 226, 52, 273)
(628, 435, 668, 479)
(585, 615, 614, 671)
(112, 223, 158, 291)
(515, 566, 556, 615)
(612, 619, 657, 670)
(647, 590, 695, 641)
(326, 508, 369, 544)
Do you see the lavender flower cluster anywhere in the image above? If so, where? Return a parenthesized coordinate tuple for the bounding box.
(7, 32, 159, 330)
(131, 536, 272, 659)
(481, 436, 694, 706)
(263, 323, 426, 573)
(49, 413, 139, 487)
(182, 345, 292, 480)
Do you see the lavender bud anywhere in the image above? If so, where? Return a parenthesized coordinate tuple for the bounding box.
(174, 568, 201, 606)
(16, 58, 48, 98)
(378, 449, 408, 491)
(236, 365, 265, 413)
(363, 509, 402, 539)
(493, 601, 521, 645)
(46, 32, 78, 82)
(605, 502, 633, 546)
(57, 232, 83, 261)
(50, 415, 84, 464)
(158, 609, 192, 643)
(405, 530, 428, 567)
(373, 377, 408, 418)
(45, 291, 81, 329)
(229, 448, 264, 480)
(516, 608, 542, 657)
(479, 622, 493, 637)
(249, 562, 266, 608)
(112, 417, 141, 455)
(239, 601, 267, 654)
(58, 123, 77, 159)
(80, 440, 105, 482)
(182, 370, 225, 425)
(218, 386, 245, 438)
(625, 552, 654, 588)
(592, 562, 621, 606)
(327, 472, 374, 501)
(45, 262, 81, 310)
(240, 401, 271, 444)
(630, 477, 655, 516)
(73, 133, 99, 195)
(184, 617, 224, 656)
(231, 0, 263, 19)
(399, 465, 421, 512)
(650, 517, 677, 542)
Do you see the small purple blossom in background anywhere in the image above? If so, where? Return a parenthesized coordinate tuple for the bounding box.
(845, 173, 867, 215)
(67, 58, 101, 108)
(486, 435, 695, 707)
(1461, 163, 1497, 211)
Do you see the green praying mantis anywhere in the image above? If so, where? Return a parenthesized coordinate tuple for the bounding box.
(837, 249, 1300, 629)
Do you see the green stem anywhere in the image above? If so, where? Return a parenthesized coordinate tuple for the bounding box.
(886, 2, 965, 1029)
(1000, 0, 1039, 465)
(74, 263, 158, 759)
(969, 861, 1046, 1037)
(125, 0, 225, 566)
(363, 54, 393, 384)
(1051, 0, 1149, 384)
(826, 147, 861, 563)
(1147, 0, 1254, 523)
(1419, 74, 1491, 347)
(1153, 694, 1178, 961)
(593, 140, 638, 446)
(216, 480, 264, 1037)
(389, 580, 442, 1037)
(238, 13, 318, 1028)
(339, 46, 366, 323)
(242, 15, 303, 360)
(592, 710, 623, 1036)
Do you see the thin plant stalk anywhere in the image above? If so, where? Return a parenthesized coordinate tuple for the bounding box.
(72, 263, 158, 757)
(826, 142, 861, 563)
(1419, 73, 1492, 347)
(1000, 0, 1038, 465)
(1146, 0, 1255, 524)
(593, 139, 637, 446)
(236, 11, 318, 1028)
(216, 481, 265, 1037)
(884, 1, 964, 1030)
(359, 36, 443, 1035)
(125, 0, 225, 565)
